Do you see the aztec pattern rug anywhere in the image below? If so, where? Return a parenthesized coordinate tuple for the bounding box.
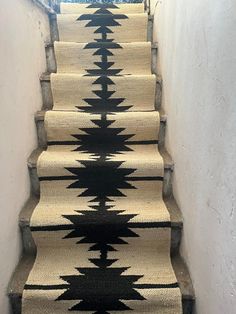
(23, 2, 182, 313)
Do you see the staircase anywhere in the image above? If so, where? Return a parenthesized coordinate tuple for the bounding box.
(8, 2, 194, 313)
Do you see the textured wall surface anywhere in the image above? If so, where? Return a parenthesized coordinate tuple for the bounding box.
(0, 1, 50, 312)
(152, 1, 236, 313)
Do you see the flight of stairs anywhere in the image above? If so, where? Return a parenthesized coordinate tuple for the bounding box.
(8, 2, 194, 313)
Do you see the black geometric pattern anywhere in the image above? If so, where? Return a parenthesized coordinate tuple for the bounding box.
(56, 6, 144, 311)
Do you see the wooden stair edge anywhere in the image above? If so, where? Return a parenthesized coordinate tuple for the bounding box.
(173, 255, 195, 302)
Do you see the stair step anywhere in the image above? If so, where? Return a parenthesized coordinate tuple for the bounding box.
(42, 111, 161, 148)
(60, 3, 145, 15)
(44, 41, 158, 75)
(18, 189, 182, 256)
(40, 73, 162, 111)
(50, 73, 156, 111)
(54, 41, 152, 75)
(35, 109, 167, 148)
(28, 143, 174, 199)
(8, 253, 194, 314)
(49, 13, 154, 43)
(57, 13, 148, 43)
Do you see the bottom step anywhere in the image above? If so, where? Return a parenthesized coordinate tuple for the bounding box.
(8, 254, 194, 314)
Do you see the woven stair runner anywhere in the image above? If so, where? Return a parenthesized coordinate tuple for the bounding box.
(23, 3, 182, 313)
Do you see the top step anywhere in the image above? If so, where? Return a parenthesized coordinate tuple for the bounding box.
(60, 3, 145, 14)
(57, 13, 148, 43)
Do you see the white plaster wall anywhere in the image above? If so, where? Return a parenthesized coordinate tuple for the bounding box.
(152, 1, 236, 313)
(0, 1, 50, 313)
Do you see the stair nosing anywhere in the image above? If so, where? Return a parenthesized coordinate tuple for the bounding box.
(45, 42, 158, 49)
(40, 72, 162, 82)
(35, 109, 167, 123)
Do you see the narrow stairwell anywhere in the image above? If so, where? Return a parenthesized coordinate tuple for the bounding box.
(9, 2, 194, 313)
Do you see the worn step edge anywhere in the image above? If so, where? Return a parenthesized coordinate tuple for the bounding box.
(8, 253, 194, 314)
(35, 109, 166, 148)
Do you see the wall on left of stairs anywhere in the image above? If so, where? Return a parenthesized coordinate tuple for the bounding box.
(0, 1, 50, 313)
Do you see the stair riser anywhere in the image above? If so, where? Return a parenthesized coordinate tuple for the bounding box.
(9, 296, 21, 314)
(40, 76, 162, 111)
(44, 40, 158, 80)
(40, 79, 53, 111)
(147, 15, 153, 42)
(35, 119, 47, 148)
(45, 44, 56, 74)
(49, 14, 59, 43)
(20, 225, 36, 254)
(183, 300, 195, 314)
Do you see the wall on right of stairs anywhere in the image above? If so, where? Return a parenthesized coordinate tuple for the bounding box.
(152, 1, 236, 313)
